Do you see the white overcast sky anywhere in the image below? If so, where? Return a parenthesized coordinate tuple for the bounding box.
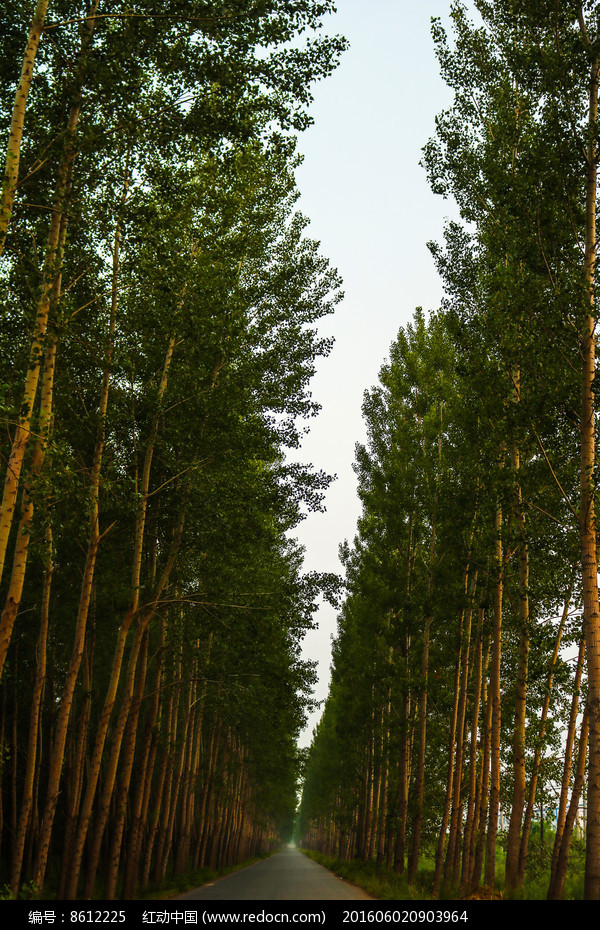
(289, 0, 462, 747)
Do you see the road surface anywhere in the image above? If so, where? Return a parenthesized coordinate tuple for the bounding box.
(175, 845, 372, 900)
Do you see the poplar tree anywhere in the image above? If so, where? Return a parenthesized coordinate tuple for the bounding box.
(0, 0, 346, 898)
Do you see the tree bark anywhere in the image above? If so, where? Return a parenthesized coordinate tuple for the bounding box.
(579, 41, 600, 899)
(460, 607, 484, 893)
(469, 634, 492, 891)
(9, 525, 52, 896)
(505, 419, 530, 893)
(548, 632, 586, 892)
(432, 602, 465, 897)
(0, 0, 50, 255)
(103, 630, 150, 899)
(445, 571, 477, 888)
(121, 614, 167, 898)
(517, 587, 574, 885)
(0, 331, 57, 684)
(0, 0, 99, 601)
(407, 518, 436, 885)
(32, 144, 126, 894)
(548, 704, 589, 900)
(484, 497, 503, 892)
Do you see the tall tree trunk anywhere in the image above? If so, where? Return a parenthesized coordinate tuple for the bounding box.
(505, 416, 530, 893)
(364, 723, 375, 861)
(432, 608, 465, 897)
(548, 704, 590, 900)
(0, 330, 56, 685)
(368, 697, 381, 861)
(71, 237, 201, 891)
(0, 0, 50, 254)
(445, 571, 477, 888)
(407, 519, 436, 885)
(484, 497, 503, 892)
(195, 718, 222, 871)
(0, 0, 99, 601)
(103, 629, 150, 900)
(121, 615, 167, 899)
(32, 146, 126, 894)
(64, 307, 182, 897)
(155, 670, 197, 883)
(141, 685, 175, 888)
(394, 643, 411, 874)
(376, 693, 390, 864)
(548, 632, 586, 892)
(579, 40, 600, 899)
(460, 606, 484, 893)
(517, 588, 574, 885)
(470, 634, 492, 891)
(9, 525, 52, 896)
(80, 520, 184, 900)
(10, 648, 19, 869)
(152, 646, 183, 884)
(57, 632, 93, 899)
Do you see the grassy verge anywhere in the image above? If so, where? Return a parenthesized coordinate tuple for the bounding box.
(300, 849, 438, 900)
(301, 838, 586, 901)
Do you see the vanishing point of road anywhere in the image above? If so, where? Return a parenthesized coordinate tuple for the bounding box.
(175, 844, 372, 900)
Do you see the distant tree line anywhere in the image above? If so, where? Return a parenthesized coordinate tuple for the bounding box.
(0, 0, 345, 899)
(298, 0, 600, 900)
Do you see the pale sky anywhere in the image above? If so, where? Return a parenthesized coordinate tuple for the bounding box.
(288, 1, 462, 747)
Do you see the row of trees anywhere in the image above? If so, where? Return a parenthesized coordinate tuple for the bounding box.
(298, 0, 600, 900)
(0, 0, 344, 899)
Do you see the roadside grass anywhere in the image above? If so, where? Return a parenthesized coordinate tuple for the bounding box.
(498, 830, 585, 901)
(300, 849, 433, 900)
(301, 834, 586, 901)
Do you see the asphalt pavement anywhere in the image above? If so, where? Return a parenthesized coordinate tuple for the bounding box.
(174, 844, 372, 900)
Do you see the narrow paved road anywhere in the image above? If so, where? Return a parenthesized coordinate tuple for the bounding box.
(175, 845, 372, 900)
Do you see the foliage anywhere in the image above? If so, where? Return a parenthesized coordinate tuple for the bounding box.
(0, 0, 345, 900)
(298, 1, 596, 901)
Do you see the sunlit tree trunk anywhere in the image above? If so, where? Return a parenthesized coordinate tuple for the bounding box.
(505, 408, 530, 893)
(0, 330, 57, 683)
(548, 704, 589, 900)
(578, 34, 600, 898)
(517, 587, 573, 885)
(0, 0, 50, 255)
(0, 0, 99, 605)
(547, 632, 586, 893)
